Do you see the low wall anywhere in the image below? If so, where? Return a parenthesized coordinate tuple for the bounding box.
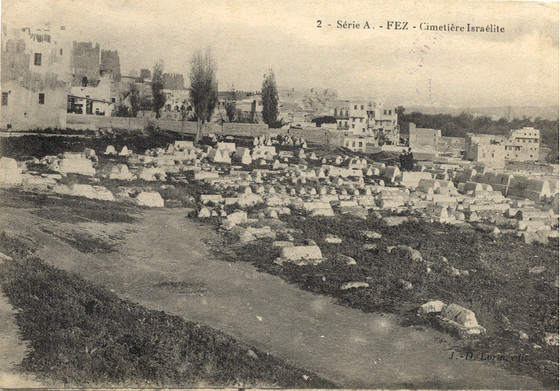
(66, 114, 270, 135)
(63, 114, 350, 144)
(505, 160, 559, 174)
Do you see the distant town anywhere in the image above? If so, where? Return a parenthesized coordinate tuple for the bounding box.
(2, 23, 559, 170)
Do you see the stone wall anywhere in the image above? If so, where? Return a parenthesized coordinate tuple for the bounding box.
(100, 49, 121, 81)
(71, 42, 100, 86)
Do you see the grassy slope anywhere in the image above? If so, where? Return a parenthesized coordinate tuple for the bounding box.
(0, 233, 334, 388)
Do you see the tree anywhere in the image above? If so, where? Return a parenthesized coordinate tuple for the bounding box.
(311, 115, 337, 127)
(112, 104, 130, 117)
(189, 48, 218, 144)
(112, 84, 140, 117)
(128, 84, 140, 117)
(261, 69, 280, 128)
(224, 85, 237, 123)
(396, 106, 405, 115)
(151, 60, 166, 119)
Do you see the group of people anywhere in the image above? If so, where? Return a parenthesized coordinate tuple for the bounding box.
(399, 148, 414, 171)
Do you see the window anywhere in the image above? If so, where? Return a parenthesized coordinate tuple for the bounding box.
(359, 142, 363, 147)
(34, 53, 42, 66)
(2, 92, 8, 106)
(352, 142, 356, 147)
(38, 93, 45, 104)
(383, 110, 387, 115)
(360, 118, 363, 122)
(112, 98, 116, 103)
(388, 110, 392, 115)
(360, 105, 364, 110)
(352, 124, 355, 129)
(354, 105, 357, 110)
(60, 48, 63, 55)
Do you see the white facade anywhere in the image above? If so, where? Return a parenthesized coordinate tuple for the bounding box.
(68, 71, 113, 116)
(1, 24, 72, 129)
(341, 99, 400, 145)
(505, 127, 540, 161)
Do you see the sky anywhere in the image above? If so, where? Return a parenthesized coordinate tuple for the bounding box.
(1, 0, 559, 108)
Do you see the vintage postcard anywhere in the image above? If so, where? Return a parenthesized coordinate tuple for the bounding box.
(0, 0, 558, 389)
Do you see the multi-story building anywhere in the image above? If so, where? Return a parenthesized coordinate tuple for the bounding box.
(68, 40, 119, 117)
(1, 23, 123, 129)
(504, 127, 540, 161)
(1, 24, 72, 129)
(368, 104, 399, 145)
(334, 99, 400, 146)
(333, 105, 349, 129)
(465, 133, 506, 167)
(465, 127, 540, 166)
(348, 100, 372, 134)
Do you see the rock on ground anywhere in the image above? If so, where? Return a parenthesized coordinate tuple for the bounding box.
(136, 192, 165, 208)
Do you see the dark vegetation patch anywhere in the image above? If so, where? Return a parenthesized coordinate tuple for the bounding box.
(0, 189, 138, 224)
(0, 233, 335, 389)
(0, 131, 183, 160)
(39, 227, 118, 254)
(213, 213, 559, 388)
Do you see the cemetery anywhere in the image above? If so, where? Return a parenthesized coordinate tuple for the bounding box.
(0, 131, 558, 387)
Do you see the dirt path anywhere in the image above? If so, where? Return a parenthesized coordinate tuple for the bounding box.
(0, 205, 543, 389)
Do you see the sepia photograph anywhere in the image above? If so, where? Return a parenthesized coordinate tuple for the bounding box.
(0, 0, 558, 389)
